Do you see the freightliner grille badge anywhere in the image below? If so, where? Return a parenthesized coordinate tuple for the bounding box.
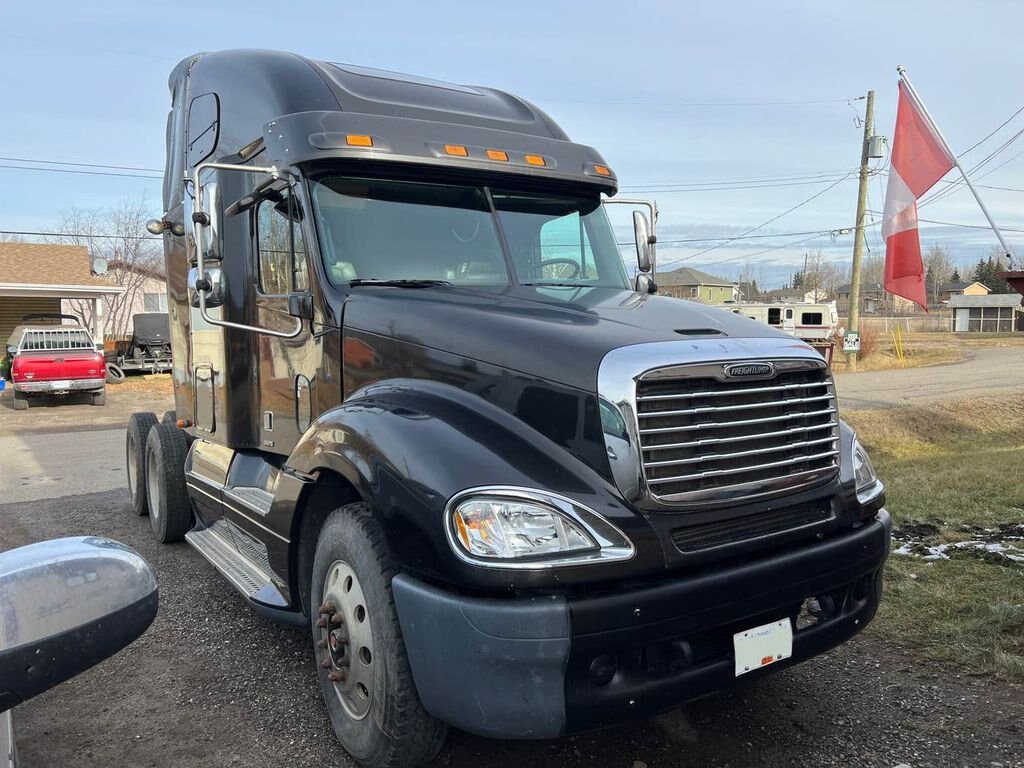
(723, 362, 776, 379)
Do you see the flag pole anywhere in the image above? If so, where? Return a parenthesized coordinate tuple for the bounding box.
(897, 65, 1015, 265)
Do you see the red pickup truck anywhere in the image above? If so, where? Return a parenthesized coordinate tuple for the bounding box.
(6, 320, 106, 409)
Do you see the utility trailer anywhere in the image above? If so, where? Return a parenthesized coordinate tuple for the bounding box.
(105, 313, 174, 380)
(127, 50, 890, 768)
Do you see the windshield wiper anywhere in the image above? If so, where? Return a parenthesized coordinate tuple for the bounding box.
(348, 279, 451, 288)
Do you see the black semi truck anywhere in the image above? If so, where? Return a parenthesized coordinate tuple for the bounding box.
(129, 49, 890, 768)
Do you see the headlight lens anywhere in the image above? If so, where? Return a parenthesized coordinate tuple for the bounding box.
(852, 437, 883, 506)
(451, 498, 597, 559)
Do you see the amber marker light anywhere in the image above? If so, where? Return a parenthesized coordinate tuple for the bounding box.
(445, 144, 469, 156)
(486, 149, 509, 161)
(525, 154, 546, 166)
(346, 135, 373, 147)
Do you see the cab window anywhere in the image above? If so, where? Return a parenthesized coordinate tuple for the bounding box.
(257, 194, 308, 294)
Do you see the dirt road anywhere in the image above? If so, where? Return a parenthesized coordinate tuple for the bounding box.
(834, 346, 1024, 410)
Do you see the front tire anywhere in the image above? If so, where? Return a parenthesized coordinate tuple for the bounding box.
(311, 503, 446, 768)
(126, 412, 158, 515)
(144, 423, 192, 543)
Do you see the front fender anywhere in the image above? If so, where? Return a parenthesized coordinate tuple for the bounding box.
(287, 378, 661, 592)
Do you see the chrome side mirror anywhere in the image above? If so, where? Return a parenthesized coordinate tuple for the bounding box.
(633, 211, 652, 273)
(189, 266, 227, 309)
(0, 537, 158, 713)
(197, 181, 221, 263)
(635, 273, 656, 294)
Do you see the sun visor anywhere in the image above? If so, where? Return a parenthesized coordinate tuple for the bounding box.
(261, 110, 617, 194)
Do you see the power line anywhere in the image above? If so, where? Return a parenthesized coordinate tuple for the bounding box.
(0, 229, 161, 241)
(864, 213, 1024, 233)
(958, 103, 1024, 157)
(0, 156, 162, 173)
(920, 123, 1024, 206)
(656, 230, 835, 273)
(536, 95, 863, 107)
(672, 173, 855, 263)
(620, 176, 853, 194)
(615, 228, 832, 248)
(618, 168, 856, 189)
(0, 164, 161, 180)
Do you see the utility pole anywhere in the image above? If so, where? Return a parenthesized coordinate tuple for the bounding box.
(847, 89, 874, 372)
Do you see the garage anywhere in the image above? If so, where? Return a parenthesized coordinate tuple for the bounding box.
(0, 242, 123, 345)
(949, 294, 1023, 333)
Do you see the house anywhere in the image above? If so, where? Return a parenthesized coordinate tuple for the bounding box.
(949, 294, 1022, 333)
(763, 287, 821, 304)
(937, 280, 989, 304)
(658, 267, 739, 303)
(61, 258, 167, 341)
(0, 242, 123, 347)
(834, 282, 915, 315)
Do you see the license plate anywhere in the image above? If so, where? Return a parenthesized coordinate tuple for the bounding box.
(733, 618, 793, 677)
(50, 380, 72, 390)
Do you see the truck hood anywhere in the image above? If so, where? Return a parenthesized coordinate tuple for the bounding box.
(343, 285, 788, 391)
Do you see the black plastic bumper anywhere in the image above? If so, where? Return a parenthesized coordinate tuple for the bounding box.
(392, 510, 890, 739)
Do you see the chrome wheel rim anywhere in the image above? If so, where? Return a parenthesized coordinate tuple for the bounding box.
(127, 432, 138, 497)
(317, 560, 374, 720)
(146, 448, 160, 525)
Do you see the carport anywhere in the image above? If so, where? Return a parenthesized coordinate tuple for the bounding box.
(0, 242, 123, 345)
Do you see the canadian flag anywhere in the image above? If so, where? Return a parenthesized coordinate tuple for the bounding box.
(882, 81, 955, 309)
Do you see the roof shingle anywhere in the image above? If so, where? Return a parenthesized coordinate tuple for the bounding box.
(0, 242, 111, 287)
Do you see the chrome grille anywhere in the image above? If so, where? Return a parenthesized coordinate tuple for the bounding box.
(635, 359, 839, 503)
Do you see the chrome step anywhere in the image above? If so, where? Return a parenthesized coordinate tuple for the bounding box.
(185, 521, 288, 608)
(225, 485, 273, 516)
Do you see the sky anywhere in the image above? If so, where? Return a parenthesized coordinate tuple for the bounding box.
(3, 0, 1024, 287)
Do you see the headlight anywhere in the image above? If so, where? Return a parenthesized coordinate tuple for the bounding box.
(852, 437, 882, 503)
(446, 488, 633, 568)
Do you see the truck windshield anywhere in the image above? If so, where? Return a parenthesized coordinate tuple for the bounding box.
(311, 177, 629, 289)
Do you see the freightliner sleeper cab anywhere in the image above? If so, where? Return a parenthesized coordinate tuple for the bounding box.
(127, 49, 890, 768)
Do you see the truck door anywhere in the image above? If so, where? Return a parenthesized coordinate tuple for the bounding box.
(251, 190, 319, 454)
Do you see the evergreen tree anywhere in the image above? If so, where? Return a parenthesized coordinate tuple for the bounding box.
(950, 267, 961, 283)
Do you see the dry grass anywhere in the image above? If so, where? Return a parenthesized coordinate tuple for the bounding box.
(832, 331, 1024, 373)
(113, 373, 173, 394)
(848, 393, 1024, 679)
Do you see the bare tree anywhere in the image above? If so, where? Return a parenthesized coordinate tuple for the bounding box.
(46, 197, 162, 339)
(0, 232, 24, 243)
(924, 243, 955, 305)
(861, 253, 885, 287)
(802, 250, 841, 302)
(735, 260, 767, 300)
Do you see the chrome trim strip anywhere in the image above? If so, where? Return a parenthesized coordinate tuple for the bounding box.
(637, 380, 828, 401)
(643, 422, 836, 451)
(638, 407, 836, 434)
(655, 467, 839, 504)
(186, 480, 289, 544)
(444, 486, 634, 570)
(647, 449, 839, 485)
(638, 393, 833, 418)
(644, 436, 838, 467)
(597, 337, 837, 509)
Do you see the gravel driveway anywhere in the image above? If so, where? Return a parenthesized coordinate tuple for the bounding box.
(2, 489, 1021, 768)
(834, 346, 1024, 410)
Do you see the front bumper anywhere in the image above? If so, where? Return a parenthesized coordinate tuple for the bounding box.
(13, 378, 104, 394)
(393, 510, 891, 739)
